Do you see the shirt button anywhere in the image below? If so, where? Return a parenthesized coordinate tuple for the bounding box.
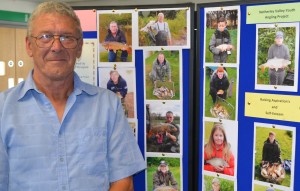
(62, 185, 66, 190)
(60, 157, 64, 162)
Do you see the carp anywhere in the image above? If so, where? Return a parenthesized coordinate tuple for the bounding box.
(206, 158, 229, 168)
(216, 44, 233, 52)
(153, 186, 177, 191)
(102, 41, 132, 54)
(150, 123, 177, 134)
(259, 57, 291, 73)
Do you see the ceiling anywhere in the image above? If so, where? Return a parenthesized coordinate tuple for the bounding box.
(16, 0, 87, 2)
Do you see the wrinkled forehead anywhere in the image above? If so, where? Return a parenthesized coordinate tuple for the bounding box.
(29, 13, 82, 37)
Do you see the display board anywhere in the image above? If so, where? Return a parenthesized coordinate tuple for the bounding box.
(197, 1, 299, 191)
(73, 4, 194, 191)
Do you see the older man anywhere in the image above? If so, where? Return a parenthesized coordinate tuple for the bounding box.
(0, 1, 145, 191)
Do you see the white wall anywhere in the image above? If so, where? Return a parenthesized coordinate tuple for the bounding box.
(0, 0, 37, 13)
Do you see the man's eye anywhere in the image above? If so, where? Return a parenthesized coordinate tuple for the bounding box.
(60, 36, 67, 41)
(39, 34, 52, 39)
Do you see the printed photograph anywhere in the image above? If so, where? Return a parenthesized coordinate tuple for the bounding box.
(255, 23, 299, 92)
(144, 50, 181, 100)
(147, 157, 181, 191)
(253, 183, 285, 191)
(127, 118, 137, 138)
(97, 10, 134, 65)
(138, 8, 190, 47)
(204, 65, 237, 120)
(203, 120, 238, 177)
(204, 6, 240, 64)
(146, 100, 181, 153)
(253, 123, 295, 189)
(98, 67, 136, 119)
(203, 174, 235, 191)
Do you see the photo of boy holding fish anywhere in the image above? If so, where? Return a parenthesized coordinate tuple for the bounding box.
(205, 8, 239, 64)
(256, 24, 298, 89)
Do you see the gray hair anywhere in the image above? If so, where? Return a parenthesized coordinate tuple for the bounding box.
(27, 1, 82, 37)
(158, 12, 164, 17)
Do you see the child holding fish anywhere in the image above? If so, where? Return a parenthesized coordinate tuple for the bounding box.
(208, 17, 233, 63)
(204, 123, 235, 176)
(266, 31, 291, 85)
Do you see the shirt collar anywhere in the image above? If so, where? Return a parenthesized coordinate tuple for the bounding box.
(18, 70, 98, 100)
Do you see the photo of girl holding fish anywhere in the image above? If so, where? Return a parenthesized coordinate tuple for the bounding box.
(203, 120, 238, 176)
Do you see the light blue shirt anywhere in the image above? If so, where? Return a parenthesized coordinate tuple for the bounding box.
(0, 71, 146, 191)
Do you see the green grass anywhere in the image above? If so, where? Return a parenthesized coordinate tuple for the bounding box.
(147, 164, 181, 191)
(204, 67, 237, 120)
(254, 127, 293, 187)
(145, 51, 180, 100)
(203, 175, 234, 191)
(205, 28, 237, 63)
(204, 121, 214, 144)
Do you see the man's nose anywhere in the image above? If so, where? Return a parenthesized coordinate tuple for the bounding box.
(51, 36, 64, 50)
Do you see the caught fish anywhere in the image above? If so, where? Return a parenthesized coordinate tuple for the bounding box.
(140, 20, 156, 32)
(259, 57, 291, 73)
(210, 103, 229, 119)
(216, 44, 233, 52)
(153, 86, 174, 99)
(206, 158, 229, 168)
(261, 162, 285, 184)
(102, 41, 132, 54)
(153, 186, 178, 191)
(150, 123, 177, 134)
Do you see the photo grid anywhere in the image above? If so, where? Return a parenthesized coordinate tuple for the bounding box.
(202, 5, 240, 191)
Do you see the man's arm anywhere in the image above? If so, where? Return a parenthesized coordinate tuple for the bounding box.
(0, 132, 9, 190)
(166, 62, 172, 81)
(109, 176, 133, 191)
(169, 172, 178, 189)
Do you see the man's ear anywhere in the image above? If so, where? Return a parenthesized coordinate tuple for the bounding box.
(26, 36, 33, 57)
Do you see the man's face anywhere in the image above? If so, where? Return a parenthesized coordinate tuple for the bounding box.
(110, 72, 119, 84)
(217, 21, 226, 32)
(26, 13, 83, 81)
(158, 14, 164, 22)
(166, 113, 174, 123)
(157, 54, 165, 64)
(110, 23, 118, 35)
(160, 165, 167, 173)
(212, 182, 220, 191)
